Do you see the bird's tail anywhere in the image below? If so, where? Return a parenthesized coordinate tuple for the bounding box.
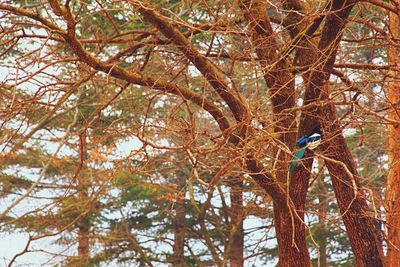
(289, 148, 306, 172)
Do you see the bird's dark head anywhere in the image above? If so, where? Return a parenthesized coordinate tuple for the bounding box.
(311, 125, 322, 135)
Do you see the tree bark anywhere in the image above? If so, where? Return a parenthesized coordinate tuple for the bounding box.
(173, 174, 186, 266)
(77, 131, 90, 264)
(273, 203, 311, 267)
(386, 5, 400, 266)
(77, 216, 90, 264)
(316, 175, 329, 267)
(228, 179, 244, 267)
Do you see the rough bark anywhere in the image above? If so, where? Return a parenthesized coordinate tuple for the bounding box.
(273, 204, 310, 267)
(386, 5, 400, 266)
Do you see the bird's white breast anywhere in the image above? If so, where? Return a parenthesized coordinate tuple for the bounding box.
(307, 139, 321, 150)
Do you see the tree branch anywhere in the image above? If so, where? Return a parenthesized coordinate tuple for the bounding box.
(129, 0, 249, 123)
(0, 3, 233, 136)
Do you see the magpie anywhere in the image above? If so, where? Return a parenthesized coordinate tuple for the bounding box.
(289, 126, 322, 172)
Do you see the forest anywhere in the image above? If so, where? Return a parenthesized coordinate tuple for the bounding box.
(0, 0, 399, 266)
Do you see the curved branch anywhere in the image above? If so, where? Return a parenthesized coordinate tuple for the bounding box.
(129, 0, 249, 123)
(64, 32, 231, 133)
(359, 0, 398, 14)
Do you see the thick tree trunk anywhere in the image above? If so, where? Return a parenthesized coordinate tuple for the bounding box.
(228, 179, 244, 267)
(320, 102, 384, 267)
(239, 1, 310, 265)
(386, 6, 400, 266)
(274, 203, 311, 267)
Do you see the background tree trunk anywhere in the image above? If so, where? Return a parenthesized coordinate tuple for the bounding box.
(386, 5, 400, 265)
(229, 178, 244, 267)
(316, 175, 329, 267)
(77, 131, 90, 264)
(173, 173, 186, 267)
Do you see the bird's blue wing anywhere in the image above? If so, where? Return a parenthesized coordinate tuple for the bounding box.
(295, 136, 308, 147)
(289, 148, 306, 172)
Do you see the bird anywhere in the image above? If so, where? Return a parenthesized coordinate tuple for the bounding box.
(289, 126, 322, 172)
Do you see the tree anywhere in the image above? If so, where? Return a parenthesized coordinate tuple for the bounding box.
(386, 4, 400, 265)
(1, 0, 399, 265)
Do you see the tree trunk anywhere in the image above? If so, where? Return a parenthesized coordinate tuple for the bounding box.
(77, 217, 90, 264)
(77, 131, 90, 264)
(173, 174, 186, 266)
(239, 1, 310, 265)
(228, 179, 244, 267)
(320, 102, 384, 267)
(287, 0, 385, 264)
(273, 203, 311, 267)
(386, 6, 400, 266)
(316, 174, 329, 267)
